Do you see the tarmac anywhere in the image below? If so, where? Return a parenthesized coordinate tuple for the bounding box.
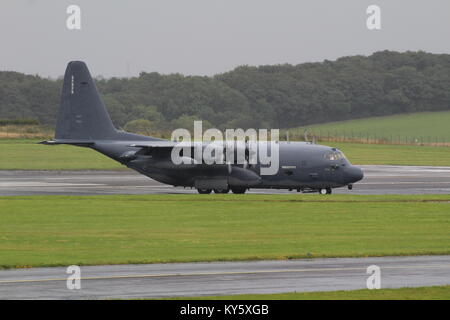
(1, 165, 449, 299)
(1, 165, 450, 195)
(0, 255, 448, 299)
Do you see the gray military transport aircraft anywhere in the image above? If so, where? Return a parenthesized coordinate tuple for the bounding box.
(42, 61, 363, 194)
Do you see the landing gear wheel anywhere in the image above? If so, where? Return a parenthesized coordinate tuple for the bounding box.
(319, 188, 332, 195)
(214, 188, 230, 194)
(231, 187, 247, 194)
(197, 189, 212, 194)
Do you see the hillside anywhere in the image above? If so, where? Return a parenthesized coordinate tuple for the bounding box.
(288, 111, 450, 143)
(1, 50, 450, 133)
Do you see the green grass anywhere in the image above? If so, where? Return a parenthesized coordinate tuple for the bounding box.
(0, 194, 449, 269)
(330, 142, 450, 166)
(0, 139, 449, 169)
(0, 139, 123, 170)
(175, 286, 450, 300)
(290, 111, 450, 142)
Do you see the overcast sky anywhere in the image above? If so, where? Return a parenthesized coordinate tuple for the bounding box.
(0, 0, 449, 78)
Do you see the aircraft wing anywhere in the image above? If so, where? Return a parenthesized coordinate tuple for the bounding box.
(129, 141, 250, 149)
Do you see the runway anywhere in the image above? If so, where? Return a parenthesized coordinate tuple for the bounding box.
(1, 165, 450, 195)
(0, 255, 449, 299)
(1, 166, 449, 299)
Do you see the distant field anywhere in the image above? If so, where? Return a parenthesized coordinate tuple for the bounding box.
(289, 111, 450, 144)
(0, 139, 449, 169)
(0, 194, 449, 269)
(332, 142, 450, 166)
(176, 286, 450, 300)
(0, 139, 123, 170)
(0, 125, 53, 139)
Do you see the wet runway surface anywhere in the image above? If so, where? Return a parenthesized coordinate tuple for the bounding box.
(1, 166, 449, 299)
(0, 255, 449, 299)
(1, 165, 450, 195)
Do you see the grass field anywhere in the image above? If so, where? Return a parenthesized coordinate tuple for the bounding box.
(290, 111, 450, 143)
(0, 139, 449, 169)
(175, 286, 450, 300)
(0, 125, 53, 139)
(0, 194, 449, 269)
(331, 142, 450, 166)
(0, 139, 123, 170)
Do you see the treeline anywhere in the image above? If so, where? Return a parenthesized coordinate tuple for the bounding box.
(1, 50, 450, 133)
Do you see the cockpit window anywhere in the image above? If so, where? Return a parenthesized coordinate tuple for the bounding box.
(324, 150, 344, 161)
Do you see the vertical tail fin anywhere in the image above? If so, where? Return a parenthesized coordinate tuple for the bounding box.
(55, 61, 117, 140)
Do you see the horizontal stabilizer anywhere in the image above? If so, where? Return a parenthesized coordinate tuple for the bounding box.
(39, 140, 95, 146)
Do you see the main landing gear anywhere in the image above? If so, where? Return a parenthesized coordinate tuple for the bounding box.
(230, 187, 246, 194)
(197, 189, 212, 194)
(197, 187, 246, 194)
(319, 188, 332, 195)
(214, 188, 230, 194)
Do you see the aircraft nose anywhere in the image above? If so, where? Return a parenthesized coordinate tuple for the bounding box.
(345, 166, 364, 183)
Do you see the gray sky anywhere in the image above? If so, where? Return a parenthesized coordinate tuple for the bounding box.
(0, 0, 449, 78)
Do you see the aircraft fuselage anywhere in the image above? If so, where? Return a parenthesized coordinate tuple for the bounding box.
(91, 140, 364, 193)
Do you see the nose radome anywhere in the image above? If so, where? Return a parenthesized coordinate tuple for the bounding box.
(347, 166, 364, 183)
(355, 167, 364, 181)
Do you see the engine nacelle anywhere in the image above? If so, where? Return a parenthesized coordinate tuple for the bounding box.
(228, 166, 261, 187)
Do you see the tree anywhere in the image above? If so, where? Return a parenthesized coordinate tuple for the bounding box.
(1, 51, 450, 132)
(123, 119, 153, 135)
